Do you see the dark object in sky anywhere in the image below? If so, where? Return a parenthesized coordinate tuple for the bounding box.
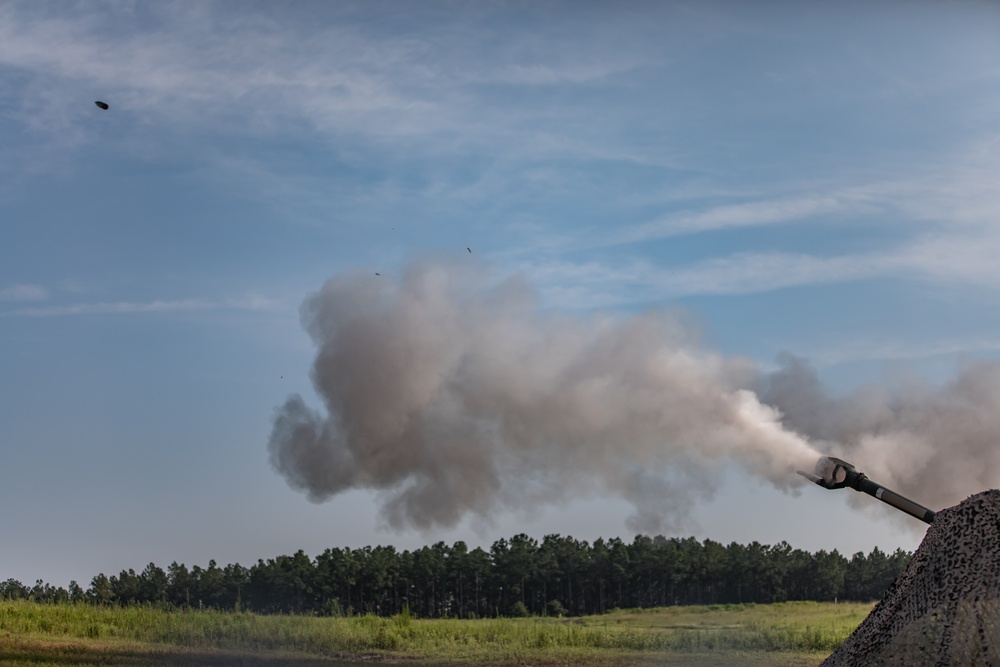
(94, 101, 109, 110)
(800, 456, 936, 524)
(467, 247, 472, 253)
(375, 272, 381, 276)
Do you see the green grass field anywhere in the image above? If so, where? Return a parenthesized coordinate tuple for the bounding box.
(0, 600, 872, 666)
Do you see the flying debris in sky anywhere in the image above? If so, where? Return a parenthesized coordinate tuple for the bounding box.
(94, 101, 109, 110)
(375, 272, 381, 276)
(467, 247, 472, 253)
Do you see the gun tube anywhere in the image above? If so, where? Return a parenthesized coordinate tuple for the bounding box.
(850, 473, 936, 524)
(804, 457, 937, 525)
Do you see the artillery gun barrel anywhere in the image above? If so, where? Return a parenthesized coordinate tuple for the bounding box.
(799, 456, 936, 525)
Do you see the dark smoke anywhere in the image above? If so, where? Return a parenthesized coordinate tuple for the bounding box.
(268, 259, 819, 532)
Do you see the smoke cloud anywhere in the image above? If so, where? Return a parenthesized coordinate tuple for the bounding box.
(268, 259, 821, 532)
(760, 354, 1000, 517)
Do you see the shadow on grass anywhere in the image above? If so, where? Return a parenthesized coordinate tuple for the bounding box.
(0, 641, 417, 666)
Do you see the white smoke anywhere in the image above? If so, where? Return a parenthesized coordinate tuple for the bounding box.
(759, 354, 1000, 516)
(268, 259, 821, 532)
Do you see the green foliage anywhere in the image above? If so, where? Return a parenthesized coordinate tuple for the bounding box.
(2, 533, 910, 620)
(546, 599, 567, 617)
(0, 599, 870, 664)
(322, 597, 345, 617)
(508, 601, 530, 617)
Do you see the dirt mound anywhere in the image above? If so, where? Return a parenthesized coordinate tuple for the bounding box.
(822, 489, 1000, 666)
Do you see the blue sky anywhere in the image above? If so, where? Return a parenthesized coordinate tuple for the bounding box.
(3, 1, 1000, 587)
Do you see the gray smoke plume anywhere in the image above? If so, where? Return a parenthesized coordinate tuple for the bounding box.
(268, 259, 820, 532)
(760, 354, 1000, 518)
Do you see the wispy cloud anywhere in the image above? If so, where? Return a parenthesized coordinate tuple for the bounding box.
(521, 206, 1000, 309)
(0, 3, 644, 150)
(612, 144, 1000, 247)
(0, 284, 48, 301)
(0, 3, 444, 163)
(4, 294, 283, 317)
(519, 252, 887, 309)
(489, 60, 640, 86)
(619, 194, 856, 243)
(4, 2, 1000, 307)
(226, 294, 283, 311)
(810, 334, 1000, 368)
(659, 252, 883, 296)
(890, 228, 1000, 287)
(6, 298, 213, 317)
(503, 133, 1000, 305)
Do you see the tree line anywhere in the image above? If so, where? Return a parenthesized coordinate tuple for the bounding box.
(1, 534, 910, 617)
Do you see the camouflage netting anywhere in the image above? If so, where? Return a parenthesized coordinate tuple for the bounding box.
(823, 489, 1000, 666)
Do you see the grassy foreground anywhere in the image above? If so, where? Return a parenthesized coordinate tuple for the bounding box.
(0, 600, 872, 666)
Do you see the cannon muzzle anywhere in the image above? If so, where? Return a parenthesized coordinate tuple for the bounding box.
(799, 456, 936, 524)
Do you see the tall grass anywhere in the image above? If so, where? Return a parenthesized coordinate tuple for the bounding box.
(0, 600, 870, 662)
(586, 601, 870, 652)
